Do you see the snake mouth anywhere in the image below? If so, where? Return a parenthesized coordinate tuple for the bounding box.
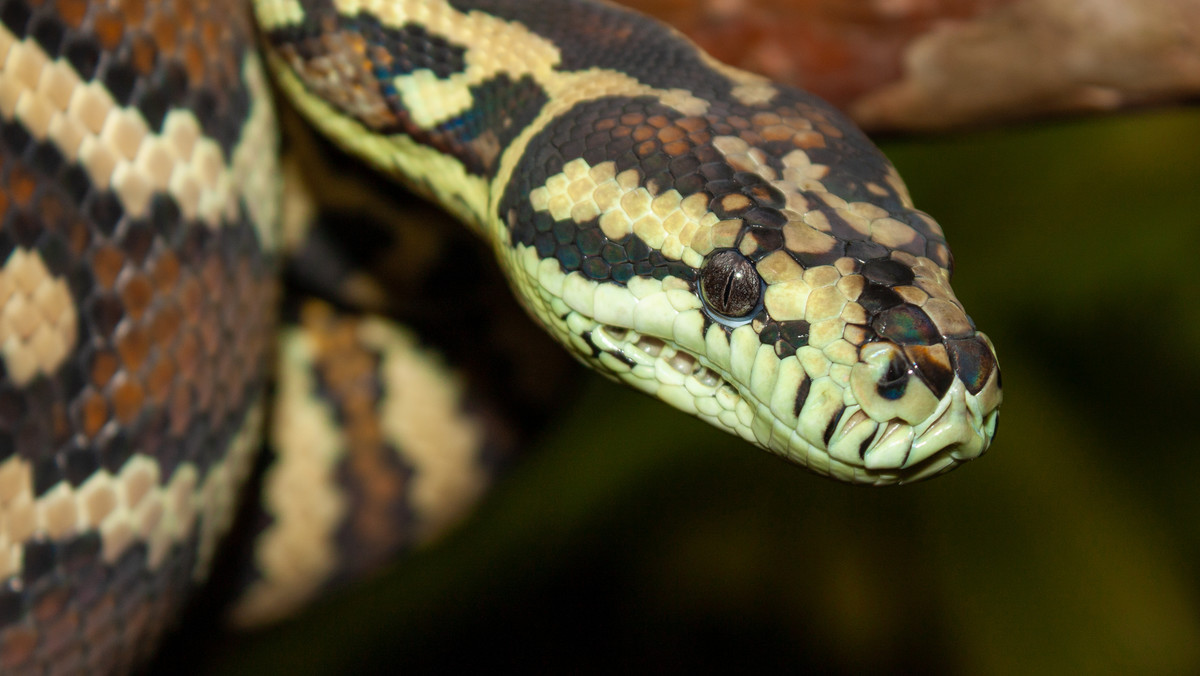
(586, 325, 749, 432)
(582, 322, 1000, 484)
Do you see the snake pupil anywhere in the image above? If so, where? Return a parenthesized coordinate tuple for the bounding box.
(700, 250, 761, 320)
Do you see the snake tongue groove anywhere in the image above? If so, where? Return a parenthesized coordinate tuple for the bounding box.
(0, 0, 1000, 672)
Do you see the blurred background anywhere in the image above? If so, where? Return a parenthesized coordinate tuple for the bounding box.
(169, 2, 1200, 673)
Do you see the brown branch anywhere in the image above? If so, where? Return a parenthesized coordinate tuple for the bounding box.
(624, 0, 1200, 131)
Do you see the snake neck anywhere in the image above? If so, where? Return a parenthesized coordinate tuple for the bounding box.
(257, 0, 776, 231)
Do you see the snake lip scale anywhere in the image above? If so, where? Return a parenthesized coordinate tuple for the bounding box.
(574, 299, 998, 485)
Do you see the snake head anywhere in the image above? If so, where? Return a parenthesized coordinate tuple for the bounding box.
(255, 0, 1000, 483)
(502, 90, 1000, 484)
(517, 242, 1001, 485)
(691, 239, 1002, 483)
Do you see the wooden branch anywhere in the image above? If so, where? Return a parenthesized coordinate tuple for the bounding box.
(625, 0, 1200, 130)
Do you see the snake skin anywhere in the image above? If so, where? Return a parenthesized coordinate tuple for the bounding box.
(258, 0, 1000, 483)
(224, 116, 573, 627)
(0, 0, 278, 671)
(0, 0, 1001, 671)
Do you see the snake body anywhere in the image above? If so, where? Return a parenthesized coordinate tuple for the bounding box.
(0, 0, 1000, 671)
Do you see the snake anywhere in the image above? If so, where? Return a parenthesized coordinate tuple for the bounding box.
(0, 0, 1001, 671)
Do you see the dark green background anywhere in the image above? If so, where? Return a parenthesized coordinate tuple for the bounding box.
(174, 108, 1200, 674)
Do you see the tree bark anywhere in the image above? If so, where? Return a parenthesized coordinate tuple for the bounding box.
(624, 0, 1200, 131)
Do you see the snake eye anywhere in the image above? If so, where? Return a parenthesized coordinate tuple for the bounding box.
(700, 250, 761, 322)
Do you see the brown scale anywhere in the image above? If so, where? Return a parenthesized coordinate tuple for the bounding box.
(205, 102, 580, 628)
(57, 0, 90, 28)
(302, 300, 414, 573)
(739, 101, 950, 267)
(78, 233, 271, 441)
(0, 0, 280, 669)
(275, 31, 404, 132)
(85, 0, 261, 112)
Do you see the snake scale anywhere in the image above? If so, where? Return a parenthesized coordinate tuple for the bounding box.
(0, 0, 1001, 671)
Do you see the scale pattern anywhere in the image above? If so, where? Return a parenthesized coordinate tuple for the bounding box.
(0, 0, 1002, 670)
(259, 0, 1001, 484)
(225, 135, 571, 627)
(0, 0, 277, 672)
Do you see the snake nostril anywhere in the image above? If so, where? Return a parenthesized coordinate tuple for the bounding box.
(853, 340, 937, 425)
(877, 351, 911, 401)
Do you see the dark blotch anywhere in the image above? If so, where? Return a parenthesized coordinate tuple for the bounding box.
(758, 323, 780, 347)
(21, 539, 55, 585)
(857, 283, 903, 315)
(0, 586, 22, 628)
(582, 257, 610, 280)
(555, 245, 580, 270)
(733, 171, 767, 187)
(860, 258, 915, 287)
(946, 336, 997, 394)
(779, 320, 810, 347)
(102, 62, 138, 105)
(63, 443, 100, 487)
(0, 0, 31, 35)
(87, 192, 124, 235)
(610, 349, 636, 368)
(577, 228, 604, 256)
(878, 352, 911, 401)
(742, 206, 787, 229)
(28, 141, 63, 176)
(32, 455, 62, 495)
(793, 376, 811, 419)
(858, 435, 874, 460)
(700, 162, 734, 181)
(743, 183, 786, 209)
(872, 305, 940, 346)
(823, 406, 846, 446)
(612, 262, 634, 283)
(61, 533, 101, 572)
(30, 14, 64, 55)
(847, 240, 891, 262)
(577, 331, 601, 358)
(908, 346, 954, 399)
(740, 228, 782, 257)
